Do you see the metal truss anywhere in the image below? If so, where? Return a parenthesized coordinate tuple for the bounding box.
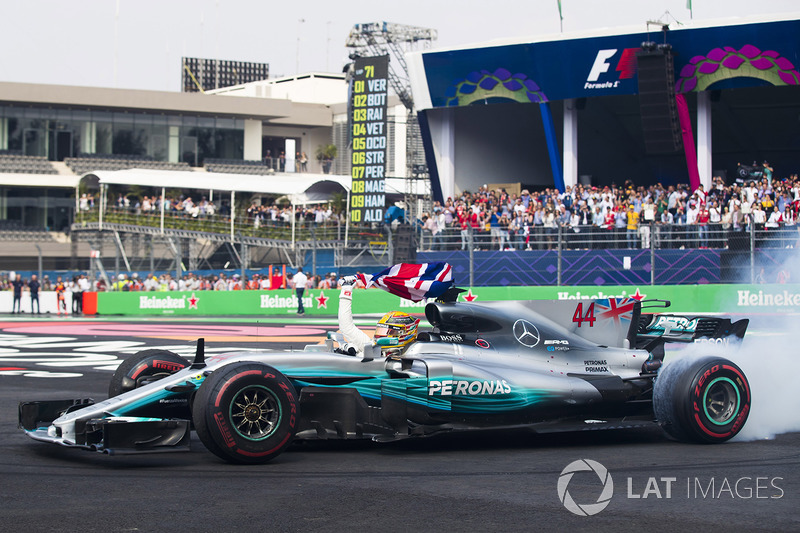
(345, 22, 437, 111)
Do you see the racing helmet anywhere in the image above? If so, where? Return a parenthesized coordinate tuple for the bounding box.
(374, 311, 420, 349)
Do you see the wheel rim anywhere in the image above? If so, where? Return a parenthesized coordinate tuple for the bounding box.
(229, 385, 281, 441)
(136, 371, 173, 387)
(703, 377, 740, 425)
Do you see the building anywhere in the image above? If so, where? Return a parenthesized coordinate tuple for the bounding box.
(0, 72, 418, 271)
(0, 76, 342, 231)
(407, 14, 800, 201)
(181, 57, 270, 93)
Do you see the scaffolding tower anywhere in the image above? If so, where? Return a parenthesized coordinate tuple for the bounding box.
(346, 22, 437, 221)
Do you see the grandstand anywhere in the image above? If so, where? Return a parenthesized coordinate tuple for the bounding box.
(0, 152, 57, 174)
(203, 158, 271, 175)
(65, 155, 191, 175)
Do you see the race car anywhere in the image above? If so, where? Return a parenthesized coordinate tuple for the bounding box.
(19, 292, 751, 464)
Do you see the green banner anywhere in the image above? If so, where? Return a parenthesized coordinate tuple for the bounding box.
(95, 284, 800, 316)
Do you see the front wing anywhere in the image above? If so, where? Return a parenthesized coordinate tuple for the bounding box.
(20, 399, 190, 455)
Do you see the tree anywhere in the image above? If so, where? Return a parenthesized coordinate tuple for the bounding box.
(315, 144, 338, 174)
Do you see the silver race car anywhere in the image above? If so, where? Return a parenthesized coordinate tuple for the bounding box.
(19, 293, 750, 464)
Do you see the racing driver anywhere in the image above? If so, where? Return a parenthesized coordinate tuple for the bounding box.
(337, 276, 420, 358)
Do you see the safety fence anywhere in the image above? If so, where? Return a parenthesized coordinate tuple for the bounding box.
(418, 222, 798, 286)
(2, 283, 794, 316)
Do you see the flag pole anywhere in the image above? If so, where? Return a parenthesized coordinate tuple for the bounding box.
(558, 0, 564, 32)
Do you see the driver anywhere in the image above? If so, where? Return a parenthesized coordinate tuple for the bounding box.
(338, 276, 420, 357)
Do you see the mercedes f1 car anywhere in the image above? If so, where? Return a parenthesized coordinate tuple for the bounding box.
(19, 294, 751, 464)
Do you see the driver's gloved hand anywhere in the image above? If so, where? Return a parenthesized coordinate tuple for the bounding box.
(340, 275, 358, 287)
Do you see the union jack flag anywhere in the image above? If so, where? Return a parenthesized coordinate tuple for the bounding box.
(595, 298, 637, 328)
(357, 262, 454, 302)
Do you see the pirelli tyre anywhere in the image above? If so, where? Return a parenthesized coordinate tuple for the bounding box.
(192, 362, 299, 464)
(653, 356, 751, 443)
(108, 349, 190, 397)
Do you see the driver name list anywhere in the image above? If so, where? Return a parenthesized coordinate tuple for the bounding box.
(350, 55, 388, 223)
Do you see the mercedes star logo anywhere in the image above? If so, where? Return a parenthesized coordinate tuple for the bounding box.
(513, 319, 540, 347)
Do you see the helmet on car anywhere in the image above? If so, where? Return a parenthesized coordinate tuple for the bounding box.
(374, 311, 420, 349)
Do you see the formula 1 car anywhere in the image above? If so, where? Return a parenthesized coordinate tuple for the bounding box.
(19, 294, 751, 464)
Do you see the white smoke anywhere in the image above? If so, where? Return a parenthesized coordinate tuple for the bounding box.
(662, 317, 800, 441)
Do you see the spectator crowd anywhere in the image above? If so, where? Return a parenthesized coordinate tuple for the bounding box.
(1, 270, 353, 306)
(69, 162, 800, 252)
(418, 167, 800, 251)
(79, 191, 343, 229)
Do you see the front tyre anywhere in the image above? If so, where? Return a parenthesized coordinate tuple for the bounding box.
(192, 362, 299, 464)
(109, 349, 190, 397)
(654, 356, 751, 443)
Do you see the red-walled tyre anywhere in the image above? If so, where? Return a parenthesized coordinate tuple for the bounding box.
(654, 356, 751, 443)
(108, 349, 190, 397)
(192, 362, 299, 464)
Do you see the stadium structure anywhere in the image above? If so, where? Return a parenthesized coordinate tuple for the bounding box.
(0, 72, 412, 273)
(406, 13, 800, 201)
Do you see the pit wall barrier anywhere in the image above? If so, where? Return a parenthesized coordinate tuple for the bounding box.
(0, 291, 73, 314)
(57, 283, 800, 316)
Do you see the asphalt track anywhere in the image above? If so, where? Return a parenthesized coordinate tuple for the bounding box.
(0, 315, 798, 532)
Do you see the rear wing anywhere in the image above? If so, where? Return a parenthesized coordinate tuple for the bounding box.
(634, 313, 749, 351)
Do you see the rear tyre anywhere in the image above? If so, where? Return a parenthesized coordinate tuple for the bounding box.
(654, 356, 751, 443)
(108, 349, 190, 397)
(192, 362, 299, 464)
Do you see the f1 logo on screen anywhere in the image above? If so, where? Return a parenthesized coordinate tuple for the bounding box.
(586, 48, 638, 88)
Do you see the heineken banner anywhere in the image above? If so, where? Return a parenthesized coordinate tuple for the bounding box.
(93, 284, 800, 316)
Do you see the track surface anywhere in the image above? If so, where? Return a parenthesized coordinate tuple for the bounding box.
(1, 315, 798, 532)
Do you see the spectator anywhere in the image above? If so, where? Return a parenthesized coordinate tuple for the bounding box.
(71, 275, 82, 314)
(766, 205, 782, 247)
(12, 274, 23, 313)
(782, 206, 796, 248)
(696, 203, 710, 248)
(488, 206, 504, 250)
(29, 274, 40, 314)
(640, 197, 656, 248)
(626, 205, 639, 249)
(291, 267, 307, 315)
(762, 161, 774, 186)
(318, 273, 332, 290)
(55, 276, 67, 315)
(543, 206, 557, 250)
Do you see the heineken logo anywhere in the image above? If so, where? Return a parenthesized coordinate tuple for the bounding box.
(737, 290, 800, 307)
(259, 294, 313, 309)
(139, 295, 187, 309)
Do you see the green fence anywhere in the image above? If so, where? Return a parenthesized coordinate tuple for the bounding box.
(95, 283, 800, 316)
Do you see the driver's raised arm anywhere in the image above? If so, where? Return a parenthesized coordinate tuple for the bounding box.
(338, 278, 371, 354)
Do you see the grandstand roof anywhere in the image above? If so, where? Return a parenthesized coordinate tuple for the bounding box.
(0, 82, 333, 126)
(84, 169, 352, 202)
(0, 173, 81, 188)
